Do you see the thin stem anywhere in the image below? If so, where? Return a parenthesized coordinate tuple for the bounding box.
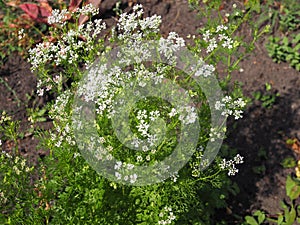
(0, 77, 21, 107)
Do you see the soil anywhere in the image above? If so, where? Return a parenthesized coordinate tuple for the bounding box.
(0, 0, 299, 224)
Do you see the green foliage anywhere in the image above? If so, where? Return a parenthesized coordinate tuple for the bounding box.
(0, 1, 265, 224)
(244, 0, 261, 13)
(281, 157, 297, 169)
(189, 0, 270, 87)
(279, 9, 300, 32)
(0, 0, 39, 67)
(0, 117, 39, 224)
(245, 210, 265, 225)
(266, 34, 300, 71)
(263, 0, 300, 71)
(244, 175, 300, 225)
(252, 83, 280, 108)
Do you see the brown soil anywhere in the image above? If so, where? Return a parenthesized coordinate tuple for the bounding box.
(0, 0, 299, 224)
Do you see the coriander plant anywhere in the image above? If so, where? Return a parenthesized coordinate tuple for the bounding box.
(0, 3, 256, 224)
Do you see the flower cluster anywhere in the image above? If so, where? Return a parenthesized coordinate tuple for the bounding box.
(29, 17, 106, 72)
(209, 127, 226, 142)
(0, 151, 32, 175)
(158, 32, 185, 62)
(114, 161, 138, 184)
(219, 154, 244, 176)
(77, 3, 99, 15)
(117, 4, 161, 41)
(47, 4, 99, 25)
(202, 25, 238, 53)
(49, 90, 76, 147)
(158, 206, 176, 225)
(47, 9, 69, 25)
(28, 5, 106, 96)
(215, 96, 246, 120)
(190, 146, 212, 177)
(0, 111, 12, 123)
(194, 63, 215, 77)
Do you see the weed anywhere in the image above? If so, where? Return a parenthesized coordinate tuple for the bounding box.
(266, 34, 300, 71)
(252, 83, 280, 108)
(244, 175, 300, 225)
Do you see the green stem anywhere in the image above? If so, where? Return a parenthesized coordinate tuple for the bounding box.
(0, 77, 21, 107)
(197, 168, 222, 182)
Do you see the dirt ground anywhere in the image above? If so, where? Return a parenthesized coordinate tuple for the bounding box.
(0, 0, 299, 224)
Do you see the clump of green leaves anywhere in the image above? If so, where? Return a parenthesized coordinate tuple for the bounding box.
(252, 83, 280, 109)
(279, 8, 300, 32)
(266, 34, 300, 71)
(263, 0, 300, 71)
(244, 175, 300, 225)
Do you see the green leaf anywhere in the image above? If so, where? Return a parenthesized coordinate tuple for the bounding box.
(282, 37, 289, 46)
(245, 216, 259, 225)
(244, 0, 261, 13)
(253, 210, 265, 224)
(277, 214, 284, 224)
(286, 206, 296, 225)
(265, 82, 272, 91)
(281, 157, 297, 168)
(286, 175, 300, 200)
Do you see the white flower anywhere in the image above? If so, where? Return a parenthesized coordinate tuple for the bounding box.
(48, 9, 68, 24)
(203, 30, 211, 42)
(106, 154, 113, 161)
(158, 206, 176, 224)
(168, 108, 177, 117)
(131, 137, 140, 148)
(207, 37, 217, 53)
(18, 28, 25, 40)
(133, 4, 143, 12)
(77, 3, 99, 16)
(115, 171, 122, 180)
(136, 155, 143, 162)
(114, 161, 122, 170)
(130, 174, 138, 183)
(228, 166, 238, 176)
(216, 96, 246, 120)
(215, 101, 224, 110)
(178, 106, 197, 124)
(222, 36, 233, 49)
(127, 163, 135, 170)
(171, 172, 179, 182)
(219, 159, 226, 169)
(107, 146, 113, 152)
(194, 64, 215, 77)
(234, 154, 244, 164)
(137, 120, 150, 137)
(73, 152, 80, 158)
(99, 137, 106, 144)
(142, 145, 149, 152)
(219, 154, 243, 176)
(216, 25, 228, 33)
(149, 110, 160, 121)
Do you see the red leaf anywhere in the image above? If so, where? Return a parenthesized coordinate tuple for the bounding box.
(87, 0, 102, 9)
(19, 3, 51, 23)
(69, 0, 83, 12)
(19, 3, 39, 20)
(39, 0, 52, 17)
(40, 6, 52, 18)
